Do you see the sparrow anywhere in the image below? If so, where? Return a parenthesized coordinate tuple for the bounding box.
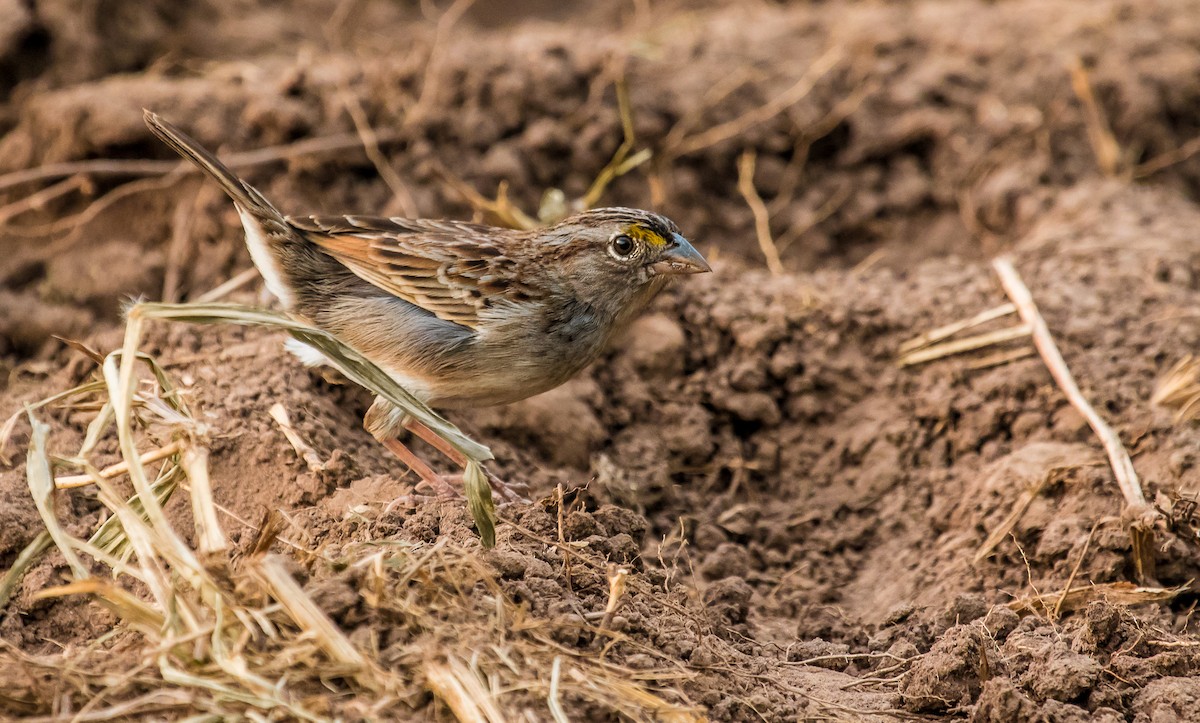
(144, 110, 710, 500)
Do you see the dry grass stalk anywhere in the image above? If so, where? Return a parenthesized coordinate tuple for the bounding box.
(973, 467, 1062, 565)
(109, 313, 207, 581)
(0, 531, 52, 609)
(405, 0, 478, 128)
(579, 75, 653, 213)
(268, 402, 327, 472)
(253, 555, 373, 676)
(992, 259, 1147, 510)
(1134, 134, 1200, 178)
(25, 417, 90, 579)
(161, 191, 201, 303)
(0, 380, 106, 466)
(897, 302, 1034, 368)
(1052, 517, 1116, 618)
(180, 446, 228, 555)
(598, 564, 630, 633)
(193, 266, 260, 303)
(437, 71, 650, 229)
(667, 45, 843, 158)
(0, 129, 406, 195)
(434, 168, 539, 230)
(425, 657, 505, 723)
(1068, 56, 1124, 177)
(1151, 354, 1200, 422)
(965, 347, 1036, 370)
(340, 90, 419, 217)
(54, 439, 186, 489)
(35, 579, 166, 635)
(88, 462, 184, 562)
(0, 174, 87, 225)
(549, 657, 570, 723)
(898, 323, 1032, 368)
(899, 303, 1017, 355)
(1008, 582, 1186, 617)
(992, 257, 1161, 582)
(130, 301, 496, 545)
(736, 150, 785, 275)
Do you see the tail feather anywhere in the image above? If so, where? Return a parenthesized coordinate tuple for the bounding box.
(143, 110, 283, 224)
(145, 110, 300, 307)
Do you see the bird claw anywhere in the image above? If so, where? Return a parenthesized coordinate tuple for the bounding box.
(443, 468, 530, 504)
(378, 434, 529, 506)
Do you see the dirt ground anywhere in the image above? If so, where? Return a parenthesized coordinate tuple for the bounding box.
(3, 0, 1200, 720)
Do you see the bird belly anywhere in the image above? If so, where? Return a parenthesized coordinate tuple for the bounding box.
(284, 337, 437, 403)
(421, 327, 603, 408)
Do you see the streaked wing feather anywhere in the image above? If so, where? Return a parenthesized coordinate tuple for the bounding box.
(290, 215, 533, 329)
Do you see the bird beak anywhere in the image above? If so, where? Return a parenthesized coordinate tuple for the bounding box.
(650, 234, 712, 276)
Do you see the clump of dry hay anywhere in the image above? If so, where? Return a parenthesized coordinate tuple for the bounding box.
(1, 306, 702, 721)
(1153, 354, 1200, 423)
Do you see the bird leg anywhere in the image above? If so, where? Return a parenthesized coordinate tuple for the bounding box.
(365, 397, 527, 504)
(401, 417, 529, 503)
(379, 437, 461, 499)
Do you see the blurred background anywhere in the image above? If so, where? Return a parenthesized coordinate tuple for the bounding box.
(4, 3, 1200, 719)
(4, 0, 1198, 365)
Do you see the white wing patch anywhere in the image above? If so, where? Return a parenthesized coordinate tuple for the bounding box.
(239, 207, 295, 308)
(283, 338, 331, 367)
(283, 339, 435, 403)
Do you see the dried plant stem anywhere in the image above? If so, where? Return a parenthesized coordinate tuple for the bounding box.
(180, 446, 228, 555)
(549, 657, 569, 723)
(0, 131, 404, 194)
(268, 403, 327, 473)
(407, 0, 478, 127)
(1135, 134, 1200, 178)
(736, 150, 784, 275)
(162, 193, 197, 303)
(1068, 56, 1123, 177)
(0, 175, 87, 224)
(254, 555, 372, 677)
(965, 347, 1036, 370)
(898, 324, 1031, 367)
(55, 439, 186, 489)
(668, 45, 843, 158)
(340, 90, 418, 217)
(0, 531, 52, 609)
(109, 311, 208, 586)
(0, 160, 176, 194)
(425, 657, 504, 723)
(973, 469, 1057, 565)
(1052, 517, 1114, 618)
(580, 75, 651, 211)
(194, 267, 259, 303)
(26, 416, 90, 578)
(597, 565, 629, 634)
(992, 258, 1146, 511)
(434, 168, 538, 230)
(1151, 354, 1200, 422)
(899, 303, 1017, 354)
(1008, 582, 1186, 616)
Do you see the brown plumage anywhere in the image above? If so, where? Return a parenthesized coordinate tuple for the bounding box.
(144, 110, 711, 412)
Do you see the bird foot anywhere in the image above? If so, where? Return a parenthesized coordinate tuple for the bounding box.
(380, 436, 528, 505)
(444, 469, 530, 504)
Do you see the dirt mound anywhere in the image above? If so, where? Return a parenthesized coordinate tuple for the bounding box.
(3, 0, 1200, 720)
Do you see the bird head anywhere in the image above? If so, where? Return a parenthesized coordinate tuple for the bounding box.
(548, 207, 710, 291)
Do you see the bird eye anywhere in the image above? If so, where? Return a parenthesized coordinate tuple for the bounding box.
(610, 234, 635, 258)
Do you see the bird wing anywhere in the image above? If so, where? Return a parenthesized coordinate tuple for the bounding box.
(289, 215, 536, 329)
